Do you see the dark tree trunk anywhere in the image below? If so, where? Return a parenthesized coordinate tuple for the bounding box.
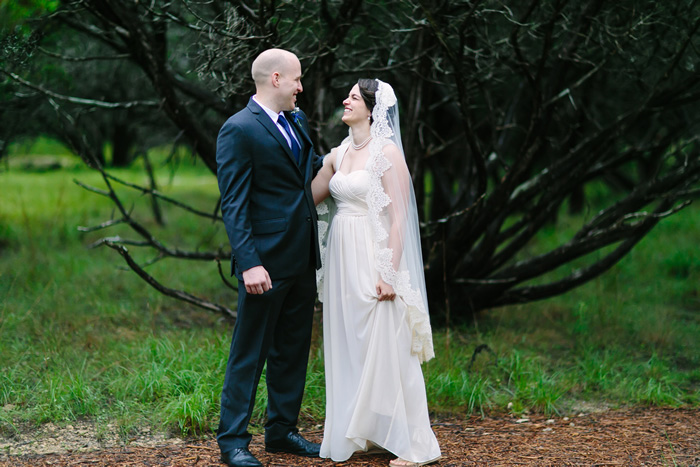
(111, 122, 132, 167)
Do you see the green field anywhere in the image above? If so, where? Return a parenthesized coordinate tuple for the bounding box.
(1, 144, 698, 439)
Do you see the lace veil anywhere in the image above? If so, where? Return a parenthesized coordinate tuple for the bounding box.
(317, 80, 435, 363)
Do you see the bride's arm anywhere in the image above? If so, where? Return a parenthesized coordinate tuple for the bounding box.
(311, 148, 337, 205)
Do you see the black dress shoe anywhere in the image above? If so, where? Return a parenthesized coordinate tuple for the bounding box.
(265, 431, 321, 457)
(221, 447, 262, 467)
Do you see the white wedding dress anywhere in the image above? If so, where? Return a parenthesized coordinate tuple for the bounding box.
(319, 144, 441, 463)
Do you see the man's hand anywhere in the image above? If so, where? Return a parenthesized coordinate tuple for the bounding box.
(242, 265, 272, 295)
(376, 279, 396, 301)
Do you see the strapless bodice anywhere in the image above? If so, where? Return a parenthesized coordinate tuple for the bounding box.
(329, 170, 370, 216)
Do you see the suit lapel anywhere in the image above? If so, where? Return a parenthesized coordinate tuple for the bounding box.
(286, 112, 312, 147)
(247, 99, 302, 174)
(286, 111, 313, 170)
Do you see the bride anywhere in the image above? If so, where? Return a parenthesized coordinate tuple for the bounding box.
(312, 79, 441, 466)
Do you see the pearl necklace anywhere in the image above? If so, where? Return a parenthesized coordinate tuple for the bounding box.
(351, 136, 372, 150)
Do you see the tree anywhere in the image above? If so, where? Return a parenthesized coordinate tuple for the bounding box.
(0, 2, 184, 166)
(2, 0, 699, 322)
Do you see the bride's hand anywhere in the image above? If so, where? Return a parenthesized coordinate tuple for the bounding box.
(376, 279, 396, 301)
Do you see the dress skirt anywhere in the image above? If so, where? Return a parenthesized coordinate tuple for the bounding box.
(319, 176, 441, 463)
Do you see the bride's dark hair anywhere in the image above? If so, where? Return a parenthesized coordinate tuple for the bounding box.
(358, 78, 378, 123)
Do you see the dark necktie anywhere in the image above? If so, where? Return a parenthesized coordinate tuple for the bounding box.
(277, 115, 301, 163)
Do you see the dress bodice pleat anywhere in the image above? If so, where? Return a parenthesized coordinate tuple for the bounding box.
(329, 170, 370, 216)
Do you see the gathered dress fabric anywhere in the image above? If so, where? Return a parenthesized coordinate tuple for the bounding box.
(319, 145, 441, 464)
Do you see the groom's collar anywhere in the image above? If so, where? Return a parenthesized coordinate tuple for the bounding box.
(252, 95, 284, 124)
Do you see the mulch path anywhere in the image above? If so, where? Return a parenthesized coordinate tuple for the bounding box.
(2, 408, 698, 466)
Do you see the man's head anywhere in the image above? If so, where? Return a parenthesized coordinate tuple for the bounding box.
(251, 49, 303, 113)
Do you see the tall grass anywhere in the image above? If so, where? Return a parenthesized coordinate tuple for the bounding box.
(1, 146, 698, 438)
(421, 185, 700, 416)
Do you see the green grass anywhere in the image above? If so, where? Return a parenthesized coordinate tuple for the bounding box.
(1, 145, 698, 439)
(420, 185, 700, 416)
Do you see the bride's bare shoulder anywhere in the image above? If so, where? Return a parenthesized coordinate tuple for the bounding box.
(326, 147, 338, 163)
(382, 142, 400, 154)
(381, 143, 406, 166)
(323, 147, 338, 170)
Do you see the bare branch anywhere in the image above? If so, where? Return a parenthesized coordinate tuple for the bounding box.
(87, 236, 151, 249)
(73, 179, 111, 197)
(1, 69, 160, 109)
(78, 218, 126, 233)
(487, 212, 660, 307)
(216, 258, 238, 292)
(176, 0, 272, 40)
(99, 172, 223, 221)
(100, 241, 236, 319)
(420, 194, 485, 229)
(38, 47, 131, 62)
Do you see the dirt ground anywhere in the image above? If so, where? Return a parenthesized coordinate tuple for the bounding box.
(1, 408, 698, 466)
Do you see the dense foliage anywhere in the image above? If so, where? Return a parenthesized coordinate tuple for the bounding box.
(2, 0, 699, 320)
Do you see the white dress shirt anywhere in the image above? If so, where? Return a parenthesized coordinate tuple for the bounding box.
(253, 95, 301, 149)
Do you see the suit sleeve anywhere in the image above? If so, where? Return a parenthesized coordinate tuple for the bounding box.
(216, 119, 261, 273)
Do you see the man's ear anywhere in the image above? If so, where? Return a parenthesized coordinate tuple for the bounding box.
(272, 72, 280, 88)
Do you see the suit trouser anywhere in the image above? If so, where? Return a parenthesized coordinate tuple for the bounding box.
(217, 266, 316, 453)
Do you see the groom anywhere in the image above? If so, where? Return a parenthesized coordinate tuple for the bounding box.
(215, 48, 323, 467)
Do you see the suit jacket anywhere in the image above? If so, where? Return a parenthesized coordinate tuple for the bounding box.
(216, 98, 324, 280)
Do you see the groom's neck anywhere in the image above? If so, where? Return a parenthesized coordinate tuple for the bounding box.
(254, 92, 281, 114)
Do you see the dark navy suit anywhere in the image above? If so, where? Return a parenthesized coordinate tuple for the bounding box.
(215, 97, 323, 454)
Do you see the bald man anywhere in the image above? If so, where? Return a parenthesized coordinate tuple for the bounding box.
(215, 48, 324, 467)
